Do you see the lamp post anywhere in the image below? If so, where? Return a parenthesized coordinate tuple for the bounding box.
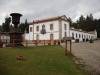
(40, 24, 46, 46)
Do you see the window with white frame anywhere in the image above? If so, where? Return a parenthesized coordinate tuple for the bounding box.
(50, 24, 53, 30)
(84, 35, 85, 39)
(50, 34, 53, 40)
(72, 33, 74, 38)
(36, 26, 39, 31)
(64, 24, 67, 30)
(36, 35, 39, 40)
(82, 34, 83, 38)
(30, 27, 32, 32)
(64, 32, 67, 37)
(76, 33, 77, 38)
(79, 34, 81, 38)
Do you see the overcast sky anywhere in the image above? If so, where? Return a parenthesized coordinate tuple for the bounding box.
(0, 0, 100, 25)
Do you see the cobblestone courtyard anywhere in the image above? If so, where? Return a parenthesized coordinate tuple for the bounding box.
(61, 40, 100, 74)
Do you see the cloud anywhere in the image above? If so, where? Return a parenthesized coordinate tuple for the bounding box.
(0, 0, 100, 25)
(93, 11, 100, 19)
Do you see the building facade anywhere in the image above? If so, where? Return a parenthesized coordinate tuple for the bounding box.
(25, 15, 97, 42)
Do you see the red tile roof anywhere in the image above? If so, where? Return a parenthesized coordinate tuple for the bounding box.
(33, 15, 68, 24)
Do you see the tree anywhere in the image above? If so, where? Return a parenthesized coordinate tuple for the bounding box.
(25, 19, 29, 33)
(67, 14, 99, 37)
(2, 17, 11, 32)
(71, 22, 78, 29)
(19, 23, 25, 33)
(19, 19, 31, 33)
(68, 17, 72, 27)
(85, 14, 95, 31)
(97, 19, 100, 38)
(0, 26, 3, 32)
(78, 15, 86, 30)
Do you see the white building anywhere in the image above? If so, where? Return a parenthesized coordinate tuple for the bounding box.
(0, 32, 10, 43)
(25, 15, 97, 42)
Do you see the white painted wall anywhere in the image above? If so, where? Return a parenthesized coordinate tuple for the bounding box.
(25, 18, 97, 42)
(61, 20, 70, 38)
(70, 30, 97, 41)
(29, 25, 34, 40)
(24, 34, 29, 40)
(34, 32, 59, 40)
(34, 20, 59, 40)
(0, 34, 10, 43)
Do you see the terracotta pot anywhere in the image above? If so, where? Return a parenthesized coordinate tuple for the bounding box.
(48, 41, 51, 45)
(53, 41, 56, 45)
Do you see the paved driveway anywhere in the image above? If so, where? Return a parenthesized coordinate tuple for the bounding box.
(61, 40, 100, 73)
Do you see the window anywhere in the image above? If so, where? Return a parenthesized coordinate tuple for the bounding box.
(50, 34, 53, 40)
(72, 33, 74, 38)
(64, 24, 67, 30)
(64, 32, 67, 37)
(87, 35, 88, 38)
(82, 34, 83, 38)
(36, 35, 39, 40)
(50, 24, 53, 30)
(79, 34, 81, 38)
(84, 35, 85, 38)
(42, 24, 45, 30)
(36, 26, 39, 31)
(41, 24, 46, 34)
(30, 27, 32, 32)
(89, 36, 90, 39)
(76, 33, 77, 38)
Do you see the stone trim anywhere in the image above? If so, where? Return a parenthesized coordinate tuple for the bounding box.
(58, 18, 62, 41)
(34, 31, 59, 34)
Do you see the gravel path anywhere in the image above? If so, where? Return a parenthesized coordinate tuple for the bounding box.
(61, 40, 100, 74)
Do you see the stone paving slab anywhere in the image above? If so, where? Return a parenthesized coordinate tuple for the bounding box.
(61, 40, 100, 74)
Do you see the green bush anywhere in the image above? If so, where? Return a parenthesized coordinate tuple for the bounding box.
(75, 39, 79, 43)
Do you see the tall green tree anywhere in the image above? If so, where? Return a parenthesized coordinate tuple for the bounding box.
(97, 19, 100, 37)
(2, 17, 11, 32)
(19, 23, 25, 33)
(25, 19, 29, 33)
(78, 15, 86, 30)
(68, 17, 72, 27)
(0, 26, 3, 32)
(71, 22, 78, 29)
(19, 19, 30, 33)
(85, 14, 94, 31)
(68, 14, 99, 37)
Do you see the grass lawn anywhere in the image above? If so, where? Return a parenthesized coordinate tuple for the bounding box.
(0, 46, 88, 75)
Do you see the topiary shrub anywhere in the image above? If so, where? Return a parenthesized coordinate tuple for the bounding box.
(75, 39, 79, 43)
(90, 39, 93, 43)
(86, 38, 89, 41)
(83, 39, 85, 42)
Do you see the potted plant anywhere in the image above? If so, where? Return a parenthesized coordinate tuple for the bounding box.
(90, 39, 93, 43)
(58, 41, 60, 45)
(75, 39, 79, 43)
(86, 38, 89, 41)
(53, 40, 56, 45)
(83, 39, 85, 42)
(48, 40, 51, 45)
